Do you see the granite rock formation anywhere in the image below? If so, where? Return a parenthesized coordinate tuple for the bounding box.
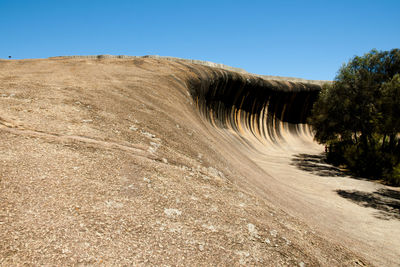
(0, 56, 399, 266)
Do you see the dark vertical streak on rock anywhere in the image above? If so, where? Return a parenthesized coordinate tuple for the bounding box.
(185, 65, 321, 144)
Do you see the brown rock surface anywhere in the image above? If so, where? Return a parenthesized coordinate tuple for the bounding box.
(0, 56, 398, 266)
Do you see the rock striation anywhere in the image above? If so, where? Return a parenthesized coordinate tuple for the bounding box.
(1, 56, 398, 266)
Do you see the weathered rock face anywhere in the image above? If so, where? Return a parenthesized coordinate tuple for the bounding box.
(0, 56, 398, 266)
(185, 65, 320, 145)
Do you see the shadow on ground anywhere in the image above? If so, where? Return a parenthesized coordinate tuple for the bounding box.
(291, 153, 348, 177)
(291, 153, 400, 220)
(336, 188, 400, 220)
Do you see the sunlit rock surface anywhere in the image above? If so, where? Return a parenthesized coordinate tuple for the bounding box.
(0, 56, 399, 266)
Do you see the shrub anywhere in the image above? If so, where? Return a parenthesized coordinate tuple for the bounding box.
(309, 49, 400, 186)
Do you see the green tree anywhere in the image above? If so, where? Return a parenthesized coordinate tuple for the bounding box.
(380, 74, 400, 151)
(309, 49, 400, 185)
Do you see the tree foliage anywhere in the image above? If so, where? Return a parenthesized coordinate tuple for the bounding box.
(309, 49, 400, 185)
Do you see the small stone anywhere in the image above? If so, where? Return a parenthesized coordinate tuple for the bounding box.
(247, 223, 259, 238)
(148, 142, 161, 153)
(270, 230, 278, 237)
(164, 208, 182, 217)
(283, 237, 291, 245)
(210, 205, 218, 212)
(202, 224, 217, 232)
(199, 244, 204, 251)
(141, 130, 156, 138)
(129, 125, 138, 131)
(299, 262, 305, 267)
(150, 141, 160, 147)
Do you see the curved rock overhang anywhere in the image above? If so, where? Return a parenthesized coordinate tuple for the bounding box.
(50, 55, 324, 145)
(184, 65, 322, 145)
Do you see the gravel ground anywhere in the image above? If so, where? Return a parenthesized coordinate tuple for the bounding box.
(0, 56, 396, 266)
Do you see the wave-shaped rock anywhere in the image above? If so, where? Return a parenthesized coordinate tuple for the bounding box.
(184, 65, 321, 145)
(0, 56, 398, 266)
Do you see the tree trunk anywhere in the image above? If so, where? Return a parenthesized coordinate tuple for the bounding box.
(389, 134, 396, 151)
(381, 134, 386, 151)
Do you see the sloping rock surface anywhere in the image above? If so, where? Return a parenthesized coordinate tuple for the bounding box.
(0, 56, 398, 266)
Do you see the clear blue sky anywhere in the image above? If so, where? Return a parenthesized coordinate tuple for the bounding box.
(1, 0, 399, 80)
